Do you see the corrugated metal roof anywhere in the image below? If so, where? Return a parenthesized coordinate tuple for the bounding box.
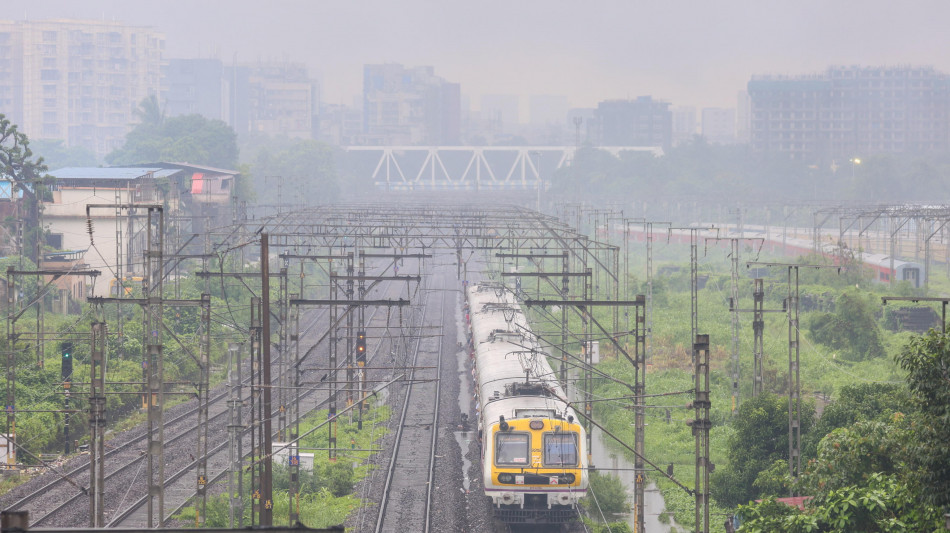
(132, 162, 238, 175)
(49, 167, 181, 180)
(164, 162, 238, 175)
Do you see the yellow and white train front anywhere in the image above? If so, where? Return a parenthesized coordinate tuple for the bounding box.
(482, 408, 589, 520)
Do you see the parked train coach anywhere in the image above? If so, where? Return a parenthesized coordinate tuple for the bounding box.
(466, 282, 589, 524)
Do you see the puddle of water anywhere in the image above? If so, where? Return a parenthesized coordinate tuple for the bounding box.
(455, 292, 473, 422)
(453, 431, 472, 492)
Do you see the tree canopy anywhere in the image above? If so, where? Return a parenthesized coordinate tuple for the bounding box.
(0, 114, 53, 263)
(28, 139, 97, 170)
(245, 138, 339, 205)
(546, 139, 950, 205)
(710, 393, 815, 507)
(806, 290, 886, 361)
(736, 331, 950, 531)
(106, 97, 238, 170)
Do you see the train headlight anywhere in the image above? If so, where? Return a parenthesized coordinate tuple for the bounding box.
(498, 473, 515, 484)
(529, 419, 544, 430)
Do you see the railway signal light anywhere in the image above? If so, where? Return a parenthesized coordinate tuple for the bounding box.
(61, 341, 74, 383)
(356, 331, 367, 364)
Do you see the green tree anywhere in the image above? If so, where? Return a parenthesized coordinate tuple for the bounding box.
(752, 459, 791, 498)
(133, 93, 164, 128)
(106, 98, 238, 169)
(0, 114, 53, 263)
(802, 383, 912, 459)
(798, 419, 908, 496)
(895, 330, 950, 511)
(806, 290, 885, 361)
(28, 139, 97, 170)
(738, 472, 943, 532)
(247, 139, 338, 205)
(711, 393, 815, 507)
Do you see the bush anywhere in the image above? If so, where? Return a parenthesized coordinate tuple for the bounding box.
(806, 290, 885, 361)
(324, 460, 354, 497)
(583, 471, 630, 520)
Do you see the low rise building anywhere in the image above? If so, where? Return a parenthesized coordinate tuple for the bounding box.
(44, 163, 236, 294)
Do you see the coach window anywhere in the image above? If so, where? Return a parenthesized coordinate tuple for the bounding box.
(544, 433, 578, 466)
(495, 433, 529, 466)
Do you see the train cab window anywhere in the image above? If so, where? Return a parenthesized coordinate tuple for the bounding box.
(544, 433, 578, 466)
(495, 433, 529, 465)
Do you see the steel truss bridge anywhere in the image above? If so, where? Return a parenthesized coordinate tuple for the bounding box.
(344, 146, 662, 191)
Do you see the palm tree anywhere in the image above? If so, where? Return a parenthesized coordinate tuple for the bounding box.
(134, 94, 164, 128)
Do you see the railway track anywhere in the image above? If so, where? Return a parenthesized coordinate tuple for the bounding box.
(1, 259, 414, 528)
(106, 270, 412, 528)
(372, 268, 447, 533)
(8, 302, 330, 528)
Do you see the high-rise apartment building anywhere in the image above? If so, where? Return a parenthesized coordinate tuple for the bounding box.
(362, 64, 460, 145)
(748, 65, 950, 161)
(672, 106, 697, 145)
(701, 107, 737, 144)
(166, 59, 318, 139)
(596, 96, 672, 149)
(736, 90, 751, 143)
(236, 62, 315, 138)
(165, 58, 228, 122)
(0, 19, 164, 157)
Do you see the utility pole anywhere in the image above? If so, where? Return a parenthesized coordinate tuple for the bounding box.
(142, 205, 165, 528)
(690, 334, 711, 533)
(227, 342, 243, 528)
(249, 296, 262, 525)
(194, 293, 211, 526)
(706, 236, 763, 412)
(670, 227, 717, 363)
(728, 279, 784, 398)
(260, 234, 273, 526)
(89, 321, 106, 528)
(752, 280, 765, 398)
(633, 295, 646, 533)
(288, 295, 300, 525)
(749, 262, 839, 491)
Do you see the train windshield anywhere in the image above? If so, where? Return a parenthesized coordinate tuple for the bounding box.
(544, 433, 578, 466)
(495, 433, 529, 465)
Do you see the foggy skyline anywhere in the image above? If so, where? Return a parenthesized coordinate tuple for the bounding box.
(16, 0, 950, 114)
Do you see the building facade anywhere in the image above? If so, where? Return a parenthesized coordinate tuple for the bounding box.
(164, 58, 228, 121)
(748, 65, 950, 161)
(701, 107, 737, 144)
(362, 64, 460, 145)
(596, 96, 672, 149)
(672, 106, 697, 145)
(0, 19, 164, 158)
(44, 163, 236, 294)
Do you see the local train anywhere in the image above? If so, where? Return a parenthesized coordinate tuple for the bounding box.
(465, 282, 589, 524)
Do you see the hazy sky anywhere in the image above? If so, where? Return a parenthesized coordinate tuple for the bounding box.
(19, 0, 950, 112)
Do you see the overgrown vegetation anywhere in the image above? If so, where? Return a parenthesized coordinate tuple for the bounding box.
(175, 401, 389, 528)
(584, 239, 949, 532)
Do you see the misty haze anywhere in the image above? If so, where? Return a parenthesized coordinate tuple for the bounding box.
(0, 2, 948, 532)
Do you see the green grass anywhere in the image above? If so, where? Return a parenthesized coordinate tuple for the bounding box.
(583, 245, 932, 532)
